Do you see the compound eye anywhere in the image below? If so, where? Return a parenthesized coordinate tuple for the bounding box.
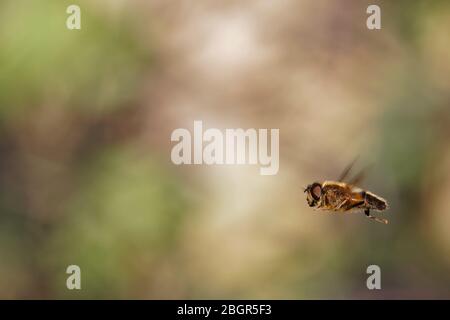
(311, 183, 322, 201)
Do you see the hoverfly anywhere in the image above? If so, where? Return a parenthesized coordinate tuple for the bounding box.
(304, 159, 389, 224)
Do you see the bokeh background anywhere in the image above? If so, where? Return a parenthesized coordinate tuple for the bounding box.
(0, 0, 449, 299)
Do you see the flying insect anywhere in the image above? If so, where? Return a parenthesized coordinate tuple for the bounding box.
(304, 160, 389, 224)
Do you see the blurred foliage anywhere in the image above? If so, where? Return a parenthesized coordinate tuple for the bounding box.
(0, 0, 149, 121)
(44, 148, 188, 298)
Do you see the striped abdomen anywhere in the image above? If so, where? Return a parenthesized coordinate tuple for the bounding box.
(365, 191, 388, 211)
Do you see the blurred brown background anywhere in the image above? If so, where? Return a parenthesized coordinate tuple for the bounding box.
(0, 0, 449, 299)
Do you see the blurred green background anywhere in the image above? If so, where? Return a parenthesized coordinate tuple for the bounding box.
(0, 0, 449, 299)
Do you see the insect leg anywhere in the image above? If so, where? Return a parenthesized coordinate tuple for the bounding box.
(364, 209, 388, 224)
(336, 199, 350, 210)
(348, 200, 365, 210)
